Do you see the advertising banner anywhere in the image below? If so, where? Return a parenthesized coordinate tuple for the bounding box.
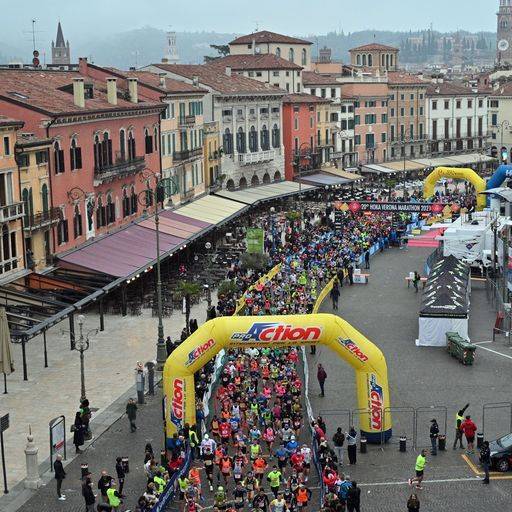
(246, 228, 264, 254)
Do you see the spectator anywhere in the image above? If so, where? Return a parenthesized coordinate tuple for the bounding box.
(317, 364, 327, 397)
(126, 398, 138, 432)
(53, 453, 66, 501)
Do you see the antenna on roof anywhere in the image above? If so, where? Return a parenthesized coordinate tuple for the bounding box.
(22, 18, 44, 54)
(253, 20, 261, 32)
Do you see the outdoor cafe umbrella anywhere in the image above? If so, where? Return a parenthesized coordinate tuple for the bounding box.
(0, 307, 14, 393)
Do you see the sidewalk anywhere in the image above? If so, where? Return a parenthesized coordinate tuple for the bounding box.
(0, 292, 215, 500)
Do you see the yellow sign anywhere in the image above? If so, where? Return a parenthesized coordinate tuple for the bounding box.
(163, 313, 392, 443)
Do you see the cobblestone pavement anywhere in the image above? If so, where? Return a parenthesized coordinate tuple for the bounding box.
(1, 293, 213, 498)
(307, 244, 512, 510)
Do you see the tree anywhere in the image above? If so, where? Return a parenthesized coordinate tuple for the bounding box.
(175, 281, 202, 334)
(204, 43, 230, 63)
(240, 252, 270, 272)
(218, 279, 238, 298)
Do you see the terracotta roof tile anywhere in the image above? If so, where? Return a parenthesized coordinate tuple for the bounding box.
(153, 64, 285, 95)
(350, 43, 399, 52)
(229, 30, 312, 46)
(426, 82, 483, 96)
(0, 69, 163, 116)
(283, 93, 330, 104)
(491, 83, 512, 96)
(206, 54, 301, 71)
(387, 72, 426, 85)
(302, 71, 340, 86)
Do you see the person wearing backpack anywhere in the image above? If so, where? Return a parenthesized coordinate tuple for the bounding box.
(332, 427, 345, 466)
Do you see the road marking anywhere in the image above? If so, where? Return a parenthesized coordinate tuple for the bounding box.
(473, 341, 494, 345)
(476, 344, 512, 360)
(359, 477, 482, 487)
(461, 454, 512, 479)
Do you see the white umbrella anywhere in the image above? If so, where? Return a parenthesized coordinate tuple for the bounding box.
(0, 307, 13, 393)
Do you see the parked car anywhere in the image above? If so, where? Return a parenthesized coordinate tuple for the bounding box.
(489, 433, 512, 471)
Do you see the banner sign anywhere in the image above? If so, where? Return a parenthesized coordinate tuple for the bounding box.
(339, 201, 449, 214)
(49, 415, 66, 469)
(246, 228, 264, 254)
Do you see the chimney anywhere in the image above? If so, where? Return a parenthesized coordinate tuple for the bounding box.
(78, 57, 88, 76)
(159, 73, 166, 87)
(73, 77, 85, 108)
(252, 38, 256, 56)
(192, 75, 199, 86)
(225, 66, 232, 77)
(107, 78, 117, 105)
(128, 77, 138, 103)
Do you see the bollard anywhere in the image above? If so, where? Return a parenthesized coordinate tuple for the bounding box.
(80, 463, 89, 478)
(399, 436, 407, 452)
(360, 437, 367, 454)
(477, 432, 484, 449)
(438, 435, 446, 451)
(122, 457, 129, 473)
(24, 432, 41, 489)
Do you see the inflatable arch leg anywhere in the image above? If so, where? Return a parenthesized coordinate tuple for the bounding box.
(164, 314, 392, 444)
(423, 166, 487, 211)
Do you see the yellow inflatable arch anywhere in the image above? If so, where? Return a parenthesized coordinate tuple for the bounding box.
(164, 313, 392, 444)
(423, 166, 486, 211)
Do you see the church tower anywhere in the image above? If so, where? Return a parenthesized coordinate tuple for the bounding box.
(51, 22, 71, 65)
(162, 31, 180, 64)
(497, 0, 512, 65)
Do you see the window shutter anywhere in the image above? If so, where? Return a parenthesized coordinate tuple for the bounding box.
(69, 147, 75, 171)
(59, 149, 65, 172)
(107, 139, 113, 165)
(76, 147, 82, 169)
(63, 219, 69, 242)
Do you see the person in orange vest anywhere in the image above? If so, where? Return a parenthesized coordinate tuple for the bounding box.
(295, 483, 312, 510)
(220, 455, 232, 486)
(188, 466, 202, 502)
(252, 455, 267, 484)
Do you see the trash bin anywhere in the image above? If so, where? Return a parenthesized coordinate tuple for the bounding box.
(80, 463, 89, 478)
(122, 457, 129, 474)
(477, 432, 484, 449)
(438, 435, 446, 451)
(399, 436, 407, 452)
(360, 437, 367, 454)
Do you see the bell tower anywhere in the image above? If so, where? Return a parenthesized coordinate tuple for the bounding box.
(498, 0, 512, 65)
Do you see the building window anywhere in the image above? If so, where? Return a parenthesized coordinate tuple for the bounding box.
(260, 125, 270, 150)
(381, 113, 388, 123)
(432, 101, 437, 110)
(57, 217, 68, 245)
(356, 54, 361, 65)
(128, 131, 136, 160)
(70, 138, 82, 170)
(301, 48, 307, 65)
(73, 204, 83, 238)
(478, 99, 483, 108)
(381, 132, 386, 143)
(249, 126, 258, 152)
(122, 188, 130, 218)
(130, 185, 137, 214)
(54, 141, 65, 174)
(106, 194, 115, 225)
(119, 129, 126, 160)
(468, 99, 473, 109)
(153, 127, 159, 153)
(94, 132, 112, 170)
(96, 196, 106, 228)
(289, 48, 295, 62)
(2, 137, 9, 156)
(223, 128, 233, 155)
(276, 47, 281, 58)
(456, 100, 461, 109)
(236, 127, 246, 154)
(491, 113, 498, 127)
(144, 128, 154, 154)
(272, 124, 280, 148)
(36, 150, 48, 165)
(294, 117, 299, 130)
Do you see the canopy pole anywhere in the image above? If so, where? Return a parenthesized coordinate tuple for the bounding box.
(43, 330, 48, 368)
(69, 313, 75, 350)
(21, 335, 28, 381)
(121, 285, 127, 317)
(3, 373, 6, 394)
(99, 299, 105, 332)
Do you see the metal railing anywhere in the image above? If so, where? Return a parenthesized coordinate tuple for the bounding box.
(178, 115, 195, 127)
(94, 154, 145, 180)
(0, 202, 24, 223)
(173, 148, 203, 162)
(238, 149, 275, 165)
(24, 207, 61, 231)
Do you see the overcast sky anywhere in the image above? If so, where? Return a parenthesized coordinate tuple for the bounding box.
(3, 0, 497, 45)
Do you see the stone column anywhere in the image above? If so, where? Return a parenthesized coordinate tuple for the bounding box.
(25, 430, 41, 489)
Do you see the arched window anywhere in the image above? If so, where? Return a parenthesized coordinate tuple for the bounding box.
(381, 54, 385, 67)
(223, 128, 233, 155)
(128, 130, 136, 160)
(249, 126, 258, 152)
(362, 54, 367, 66)
(73, 204, 83, 238)
(94, 135, 101, 170)
(70, 138, 82, 170)
(54, 141, 64, 174)
(236, 127, 246, 153)
(276, 47, 281, 58)
(274, 170, 282, 182)
(263, 172, 271, 184)
(390, 54, 394, 67)
(56, 214, 68, 245)
(271, 124, 280, 148)
(144, 128, 154, 154)
(368, 54, 373, 67)
(122, 188, 130, 218)
(301, 48, 307, 65)
(226, 179, 235, 191)
(40, 183, 49, 214)
(102, 132, 112, 167)
(356, 54, 361, 66)
(288, 48, 295, 62)
(2, 225, 10, 265)
(106, 193, 115, 224)
(130, 185, 137, 214)
(239, 176, 247, 189)
(251, 175, 260, 187)
(260, 125, 269, 150)
(119, 129, 126, 160)
(386, 54, 390, 69)
(96, 196, 105, 228)
(154, 127, 159, 153)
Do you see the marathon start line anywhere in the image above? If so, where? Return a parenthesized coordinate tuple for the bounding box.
(163, 313, 392, 444)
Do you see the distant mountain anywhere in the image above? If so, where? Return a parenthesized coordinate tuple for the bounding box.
(0, 28, 497, 69)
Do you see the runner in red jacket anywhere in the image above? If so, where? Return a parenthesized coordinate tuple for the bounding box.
(460, 415, 477, 454)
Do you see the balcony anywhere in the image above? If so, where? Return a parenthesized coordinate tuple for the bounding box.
(238, 150, 275, 165)
(178, 115, 196, 127)
(24, 207, 61, 232)
(94, 153, 145, 184)
(0, 202, 24, 223)
(173, 148, 203, 162)
(209, 150, 220, 161)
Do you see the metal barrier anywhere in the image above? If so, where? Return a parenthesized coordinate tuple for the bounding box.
(350, 408, 378, 443)
(381, 406, 415, 447)
(414, 406, 447, 450)
(319, 409, 352, 431)
(482, 402, 512, 441)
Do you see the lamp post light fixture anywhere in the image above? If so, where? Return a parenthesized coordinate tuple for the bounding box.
(69, 315, 98, 402)
(204, 241, 213, 309)
(499, 120, 511, 163)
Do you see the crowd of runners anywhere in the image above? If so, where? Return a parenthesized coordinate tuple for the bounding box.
(136, 206, 412, 512)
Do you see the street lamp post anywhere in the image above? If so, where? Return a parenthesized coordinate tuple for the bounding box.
(139, 169, 171, 370)
(204, 241, 212, 309)
(499, 120, 511, 163)
(391, 129, 414, 201)
(296, 142, 312, 214)
(269, 206, 276, 252)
